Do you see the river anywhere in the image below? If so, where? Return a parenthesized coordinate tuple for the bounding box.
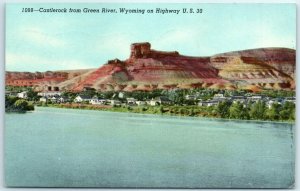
(5, 107, 295, 188)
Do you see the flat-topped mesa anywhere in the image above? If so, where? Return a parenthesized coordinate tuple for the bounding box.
(129, 42, 179, 60)
(130, 42, 151, 59)
(5, 44, 295, 92)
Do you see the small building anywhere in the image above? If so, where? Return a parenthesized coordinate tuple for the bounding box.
(212, 95, 227, 102)
(136, 101, 147, 106)
(90, 99, 100, 105)
(39, 96, 48, 103)
(248, 95, 264, 102)
(50, 96, 59, 103)
(283, 97, 296, 104)
(185, 95, 197, 100)
(145, 99, 152, 105)
(231, 96, 247, 104)
(127, 98, 137, 105)
(58, 96, 70, 103)
(74, 95, 92, 103)
(150, 96, 172, 106)
(90, 96, 99, 104)
(198, 100, 220, 107)
(99, 99, 108, 105)
(110, 100, 122, 106)
(17, 91, 28, 99)
(90, 98, 108, 105)
(118, 92, 125, 99)
(213, 94, 224, 99)
(37, 91, 62, 97)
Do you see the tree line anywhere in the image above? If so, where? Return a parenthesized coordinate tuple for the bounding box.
(216, 100, 294, 121)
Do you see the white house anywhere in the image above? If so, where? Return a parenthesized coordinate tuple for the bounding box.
(284, 97, 296, 104)
(90, 99, 99, 105)
(231, 96, 247, 104)
(150, 96, 172, 106)
(110, 100, 121, 106)
(150, 100, 157, 106)
(248, 95, 264, 102)
(50, 96, 59, 103)
(198, 100, 220, 107)
(90, 96, 99, 104)
(74, 95, 92, 103)
(90, 98, 108, 105)
(99, 99, 108, 105)
(213, 94, 224, 99)
(185, 95, 196, 100)
(37, 91, 62, 97)
(17, 91, 28, 99)
(136, 101, 147, 106)
(118, 92, 125, 99)
(127, 98, 137, 105)
(39, 96, 48, 102)
(58, 96, 70, 103)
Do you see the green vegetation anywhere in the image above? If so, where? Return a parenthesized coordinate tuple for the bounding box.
(216, 100, 231, 118)
(43, 100, 295, 122)
(6, 85, 295, 122)
(224, 100, 294, 121)
(5, 96, 34, 112)
(229, 102, 249, 120)
(6, 86, 40, 101)
(259, 90, 295, 98)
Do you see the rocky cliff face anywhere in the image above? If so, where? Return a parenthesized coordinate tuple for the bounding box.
(6, 71, 68, 87)
(5, 69, 93, 91)
(210, 48, 295, 90)
(6, 43, 295, 92)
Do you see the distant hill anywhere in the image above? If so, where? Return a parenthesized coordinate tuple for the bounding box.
(6, 42, 295, 92)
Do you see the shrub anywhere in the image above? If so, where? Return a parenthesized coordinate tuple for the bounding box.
(13, 99, 28, 110)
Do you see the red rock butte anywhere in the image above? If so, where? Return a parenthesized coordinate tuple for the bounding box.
(129, 42, 179, 60)
(6, 42, 295, 92)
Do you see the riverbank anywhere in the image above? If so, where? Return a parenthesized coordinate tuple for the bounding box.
(38, 103, 295, 123)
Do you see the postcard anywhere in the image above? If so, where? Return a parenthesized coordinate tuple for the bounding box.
(5, 3, 295, 188)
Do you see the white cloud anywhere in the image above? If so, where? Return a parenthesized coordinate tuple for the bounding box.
(6, 52, 90, 72)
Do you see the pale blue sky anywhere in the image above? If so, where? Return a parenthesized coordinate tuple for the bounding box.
(6, 3, 296, 72)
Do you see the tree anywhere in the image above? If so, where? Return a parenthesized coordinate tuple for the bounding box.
(13, 99, 28, 110)
(62, 92, 77, 101)
(101, 91, 115, 99)
(249, 101, 266, 120)
(279, 102, 295, 121)
(265, 103, 281, 120)
(5, 96, 18, 108)
(166, 89, 185, 105)
(216, 100, 231, 118)
(81, 89, 96, 98)
(229, 102, 247, 119)
(27, 89, 39, 101)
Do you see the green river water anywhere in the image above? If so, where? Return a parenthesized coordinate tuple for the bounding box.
(5, 107, 295, 188)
